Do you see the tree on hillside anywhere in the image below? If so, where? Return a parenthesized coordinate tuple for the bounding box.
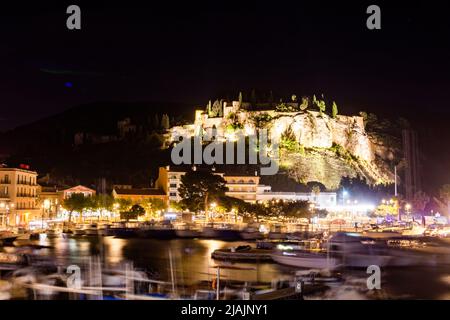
(178, 170, 228, 214)
(313, 94, 326, 116)
(153, 114, 160, 129)
(332, 101, 338, 118)
(300, 97, 309, 111)
(161, 114, 170, 130)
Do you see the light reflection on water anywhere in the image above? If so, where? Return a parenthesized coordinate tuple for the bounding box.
(35, 236, 284, 285)
(31, 236, 450, 299)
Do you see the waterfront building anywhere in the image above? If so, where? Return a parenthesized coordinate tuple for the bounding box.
(61, 185, 96, 199)
(155, 165, 337, 208)
(112, 187, 168, 206)
(37, 185, 61, 220)
(255, 190, 337, 209)
(223, 175, 260, 202)
(0, 166, 39, 227)
(156, 166, 260, 203)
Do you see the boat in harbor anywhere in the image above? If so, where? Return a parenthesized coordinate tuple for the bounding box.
(137, 224, 177, 239)
(271, 240, 339, 269)
(174, 223, 201, 238)
(211, 245, 273, 262)
(0, 252, 28, 270)
(72, 224, 87, 236)
(0, 231, 18, 245)
(84, 223, 101, 236)
(240, 226, 263, 240)
(110, 222, 139, 238)
(328, 232, 439, 268)
(201, 223, 241, 240)
(45, 229, 62, 239)
(267, 224, 288, 240)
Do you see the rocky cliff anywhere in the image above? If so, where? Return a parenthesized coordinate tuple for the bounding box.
(249, 110, 397, 189)
(169, 107, 400, 190)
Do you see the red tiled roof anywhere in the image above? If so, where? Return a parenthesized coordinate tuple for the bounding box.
(114, 188, 166, 196)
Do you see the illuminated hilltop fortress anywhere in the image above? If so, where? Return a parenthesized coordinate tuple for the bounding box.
(167, 97, 396, 189)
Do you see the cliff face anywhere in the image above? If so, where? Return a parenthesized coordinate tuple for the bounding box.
(169, 107, 398, 189)
(263, 111, 396, 189)
(269, 111, 373, 161)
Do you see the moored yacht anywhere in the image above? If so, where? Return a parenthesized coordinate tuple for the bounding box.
(201, 223, 241, 240)
(271, 240, 339, 269)
(174, 223, 201, 238)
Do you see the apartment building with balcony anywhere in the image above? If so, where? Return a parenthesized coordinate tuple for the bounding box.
(223, 175, 260, 203)
(156, 165, 260, 204)
(0, 166, 40, 227)
(155, 165, 337, 210)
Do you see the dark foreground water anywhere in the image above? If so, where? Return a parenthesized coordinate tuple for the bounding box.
(28, 235, 450, 299)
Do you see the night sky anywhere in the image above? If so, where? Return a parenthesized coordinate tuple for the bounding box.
(1, 1, 449, 130)
(1, 1, 450, 191)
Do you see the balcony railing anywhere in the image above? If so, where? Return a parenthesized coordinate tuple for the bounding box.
(0, 179, 10, 184)
(15, 206, 37, 210)
(16, 193, 37, 198)
(16, 181, 37, 186)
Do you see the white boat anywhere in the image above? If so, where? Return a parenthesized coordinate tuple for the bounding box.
(72, 225, 87, 236)
(271, 240, 339, 269)
(271, 250, 339, 269)
(45, 229, 61, 239)
(173, 222, 201, 238)
(329, 232, 432, 268)
(84, 224, 100, 236)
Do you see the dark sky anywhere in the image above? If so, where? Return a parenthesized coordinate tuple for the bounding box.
(1, 0, 450, 131)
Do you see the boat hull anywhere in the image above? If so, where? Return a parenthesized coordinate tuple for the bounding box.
(72, 229, 86, 236)
(272, 252, 338, 269)
(175, 229, 201, 238)
(240, 231, 263, 240)
(202, 228, 241, 240)
(137, 229, 177, 239)
(112, 228, 138, 238)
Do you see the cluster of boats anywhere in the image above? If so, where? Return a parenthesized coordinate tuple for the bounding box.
(0, 243, 328, 300)
(211, 229, 450, 271)
(15, 221, 316, 241)
(269, 232, 450, 269)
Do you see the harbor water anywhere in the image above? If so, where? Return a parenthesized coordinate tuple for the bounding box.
(23, 235, 450, 300)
